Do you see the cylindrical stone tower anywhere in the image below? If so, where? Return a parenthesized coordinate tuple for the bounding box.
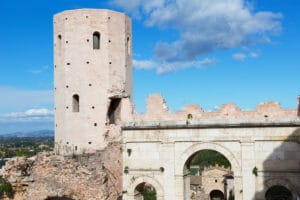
(54, 9, 132, 153)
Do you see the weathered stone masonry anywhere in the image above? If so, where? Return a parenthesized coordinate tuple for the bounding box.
(122, 94, 300, 200)
(52, 9, 300, 200)
(54, 9, 133, 153)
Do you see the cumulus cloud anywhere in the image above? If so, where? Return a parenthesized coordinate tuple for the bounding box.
(134, 58, 216, 74)
(0, 108, 54, 122)
(113, 0, 282, 62)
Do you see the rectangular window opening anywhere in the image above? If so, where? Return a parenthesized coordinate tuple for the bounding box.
(107, 98, 121, 124)
(72, 94, 79, 112)
(93, 32, 100, 49)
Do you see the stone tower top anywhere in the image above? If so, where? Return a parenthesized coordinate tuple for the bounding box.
(54, 9, 133, 153)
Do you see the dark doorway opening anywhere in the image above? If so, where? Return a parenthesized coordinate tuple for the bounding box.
(134, 182, 157, 200)
(265, 185, 292, 200)
(210, 190, 225, 200)
(107, 98, 121, 124)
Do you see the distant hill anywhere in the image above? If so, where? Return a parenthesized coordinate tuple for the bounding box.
(0, 130, 54, 138)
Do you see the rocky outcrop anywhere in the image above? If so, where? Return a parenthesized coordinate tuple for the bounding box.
(1, 143, 122, 200)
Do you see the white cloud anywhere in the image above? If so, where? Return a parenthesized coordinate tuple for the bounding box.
(112, 0, 282, 61)
(232, 53, 246, 61)
(111, 0, 165, 18)
(25, 108, 53, 116)
(232, 50, 260, 61)
(133, 60, 157, 70)
(0, 108, 54, 122)
(157, 58, 216, 74)
(134, 58, 216, 74)
(249, 51, 259, 58)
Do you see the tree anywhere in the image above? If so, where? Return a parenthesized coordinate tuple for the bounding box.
(143, 188, 157, 200)
(190, 150, 231, 169)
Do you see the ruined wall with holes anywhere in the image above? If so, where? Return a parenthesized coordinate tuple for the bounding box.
(54, 9, 133, 153)
(122, 94, 300, 200)
(52, 8, 300, 200)
(133, 94, 298, 121)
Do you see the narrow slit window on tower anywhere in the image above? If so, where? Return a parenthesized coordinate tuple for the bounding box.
(127, 36, 131, 56)
(107, 98, 121, 124)
(93, 32, 100, 49)
(56, 34, 62, 49)
(72, 94, 79, 112)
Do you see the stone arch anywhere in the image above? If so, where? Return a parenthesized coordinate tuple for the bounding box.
(210, 189, 225, 200)
(264, 178, 298, 199)
(176, 142, 241, 176)
(128, 176, 164, 200)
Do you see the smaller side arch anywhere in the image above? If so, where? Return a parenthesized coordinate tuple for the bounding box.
(127, 176, 164, 200)
(210, 189, 225, 200)
(264, 178, 298, 199)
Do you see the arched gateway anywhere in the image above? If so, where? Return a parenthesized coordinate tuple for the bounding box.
(176, 142, 241, 176)
(126, 176, 164, 200)
(265, 185, 292, 200)
(177, 142, 241, 200)
(122, 110, 300, 200)
(53, 8, 300, 200)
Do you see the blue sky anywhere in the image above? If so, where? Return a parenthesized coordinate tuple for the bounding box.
(0, 0, 299, 133)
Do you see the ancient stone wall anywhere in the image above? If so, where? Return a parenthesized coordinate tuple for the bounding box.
(133, 94, 298, 122)
(1, 143, 122, 200)
(122, 94, 300, 200)
(50, 8, 300, 200)
(201, 166, 232, 195)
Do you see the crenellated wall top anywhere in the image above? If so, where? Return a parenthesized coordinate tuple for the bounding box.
(132, 94, 299, 122)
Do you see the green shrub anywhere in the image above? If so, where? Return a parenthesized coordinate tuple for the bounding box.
(0, 177, 14, 199)
(189, 168, 198, 176)
(252, 166, 258, 176)
(143, 188, 156, 200)
(190, 150, 231, 169)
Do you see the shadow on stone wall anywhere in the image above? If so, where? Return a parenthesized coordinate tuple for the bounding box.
(45, 196, 74, 200)
(255, 128, 300, 200)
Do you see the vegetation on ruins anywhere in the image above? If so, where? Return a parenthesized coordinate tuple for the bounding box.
(143, 188, 157, 200)
(190, 150, 231, 170)
(0, 176, 14, 199)
(252, 166, 258, 176)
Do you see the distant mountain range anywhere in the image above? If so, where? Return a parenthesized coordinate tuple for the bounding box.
(0, 130, 54, 138)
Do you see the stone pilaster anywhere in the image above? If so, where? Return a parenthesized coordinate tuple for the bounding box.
(241, 141, 256, 200)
